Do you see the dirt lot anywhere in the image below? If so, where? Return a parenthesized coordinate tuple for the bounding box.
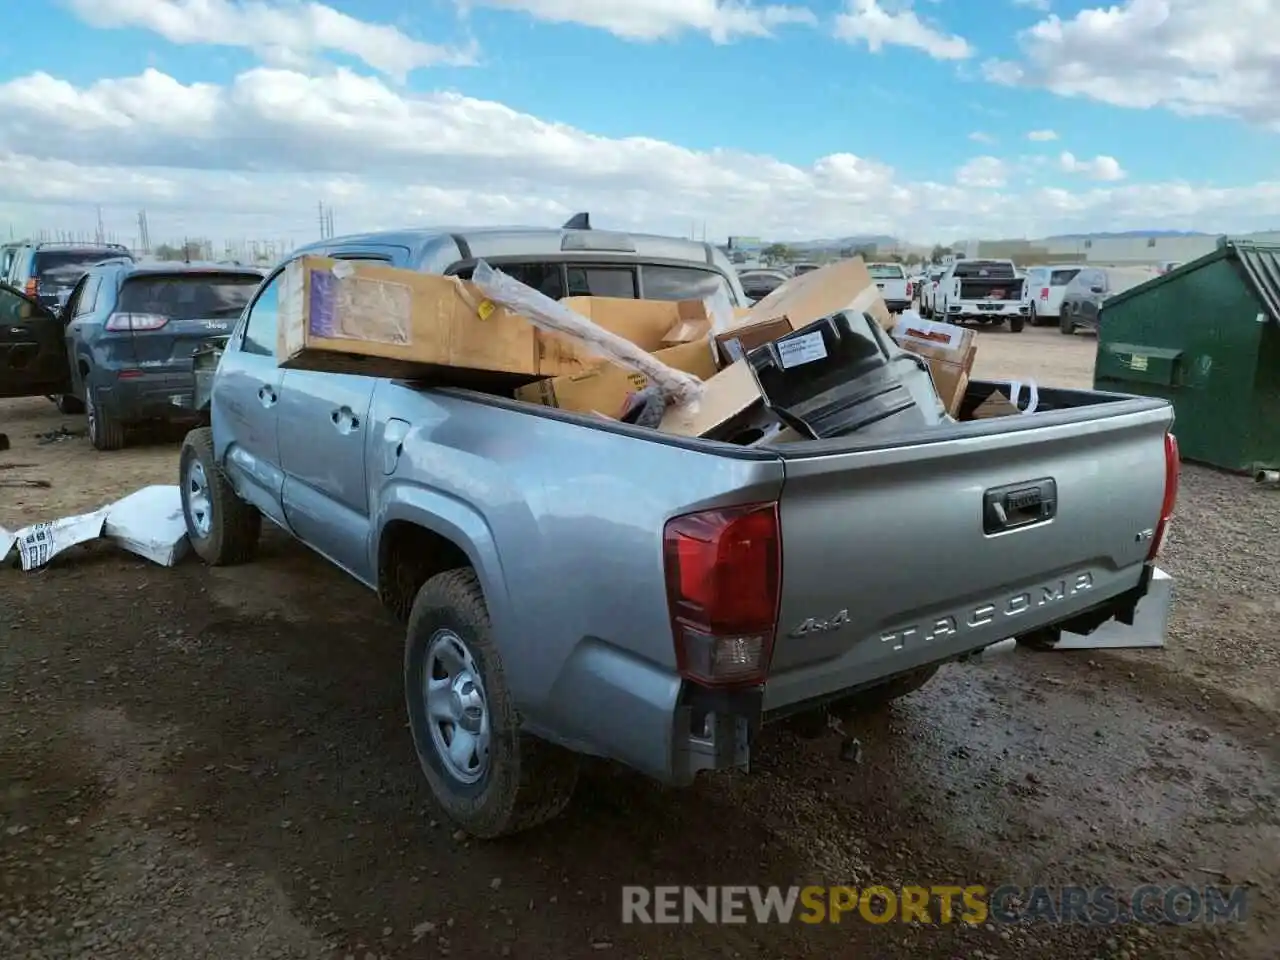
(2, 325, 1277, 959)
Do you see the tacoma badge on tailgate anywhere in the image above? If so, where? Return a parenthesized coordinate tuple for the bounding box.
(878, 573, 1094, 650)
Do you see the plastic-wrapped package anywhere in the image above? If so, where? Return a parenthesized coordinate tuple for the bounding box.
(470, 260, 705, 408)
(702, 286, 736, 335)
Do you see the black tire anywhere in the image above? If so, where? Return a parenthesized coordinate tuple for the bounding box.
(405, 569, 579, 838)
(1029, 304, 1043, 327)
(54, 394, 85, 414)
(1059, 311, 1075, 335)
(1010, 313, 1025, 333)
(836, 665, 940, 714)
(179, 427, 261, 565)
(86, 386, 126, 451)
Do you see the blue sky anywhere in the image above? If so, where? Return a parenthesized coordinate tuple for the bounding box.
(0, 0, 1276, 244)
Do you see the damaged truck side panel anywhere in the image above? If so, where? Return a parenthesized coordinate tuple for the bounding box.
(179, 225, 1178, 841)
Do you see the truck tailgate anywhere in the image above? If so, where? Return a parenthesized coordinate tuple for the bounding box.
(762, 398, 1173, 712)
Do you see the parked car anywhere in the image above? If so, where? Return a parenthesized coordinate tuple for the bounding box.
(930, 258, 1028, 331)
(738, 268, 790, 303)
(0, 260, 264, 449)
(1059, 266, 1156, 335)
(4, 241, 134, 311)
(790, 261, 820, 277)
(918, 267, 947, 317)
(1022, 265, 1085, 326)
(173, 221, 1178, 839)
(866, 262, 912, 313)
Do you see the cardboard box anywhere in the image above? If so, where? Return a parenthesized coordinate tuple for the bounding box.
(564, 297, 708, 352)
(514, 338, 718, 416)
(276, 261, 713, 384)
(968, 389, 1022, 419)
(891, 317, 977, 418)
(278, 256, 598, 382)
(657, 258, 895, 438)
(745, 257, 893, 334)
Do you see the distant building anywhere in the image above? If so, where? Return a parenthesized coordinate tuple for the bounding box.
(970, 230, 1280, 267)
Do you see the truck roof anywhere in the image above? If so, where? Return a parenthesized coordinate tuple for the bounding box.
(296, 226, 723, 269)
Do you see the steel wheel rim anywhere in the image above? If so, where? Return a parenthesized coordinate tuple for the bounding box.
(185, 460, 213, 539)
(423, 629, 491, 785)
(86, 393, 97, 443)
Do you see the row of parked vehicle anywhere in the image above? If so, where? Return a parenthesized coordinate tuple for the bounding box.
(0, 239, 265, 449)
(912, 260, 1158, 334)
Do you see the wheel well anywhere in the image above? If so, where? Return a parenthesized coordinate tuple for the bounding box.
(78, 359, 90, 379)
(377, 520, 472, 621)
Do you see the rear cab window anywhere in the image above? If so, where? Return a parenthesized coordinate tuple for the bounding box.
(118, 273, 262, 320)
(867, 264, 906, 280)
(35, 250, 132, 293)
(952, 260, 1016, 279)
(451, 260, 734, 304)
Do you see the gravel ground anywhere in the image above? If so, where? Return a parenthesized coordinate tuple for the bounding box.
(1, 325, 1277, 959)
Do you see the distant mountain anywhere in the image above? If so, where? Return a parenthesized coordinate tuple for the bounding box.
(784, 235, 899, 252)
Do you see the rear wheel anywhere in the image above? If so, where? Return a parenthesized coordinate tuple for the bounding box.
(180, 427, 261, 565)
(405, 569, 579, 838)
(86, 387, 126, 451)
(1028, 304, 1039, 327)
(1059, 312, 1075, 335)
(1010, 313, 1025, 333)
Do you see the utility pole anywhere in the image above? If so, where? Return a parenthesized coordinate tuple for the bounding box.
(95, 206, 105, 244)
(327, 206, 334, 239)
(137, 210, 151, 253)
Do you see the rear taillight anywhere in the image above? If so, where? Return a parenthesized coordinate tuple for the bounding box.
(663, 502, 782, 688)
(24, 279, 37, 297)
(105, 312, 169, 332)
(1148, 433, 1180, 560)
(1040, 287, 1049, 300)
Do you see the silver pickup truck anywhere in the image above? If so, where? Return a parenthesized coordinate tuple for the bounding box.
(180, 223, 1180, 838)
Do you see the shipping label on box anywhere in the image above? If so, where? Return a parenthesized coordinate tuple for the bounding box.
(714, 316, 795, 365)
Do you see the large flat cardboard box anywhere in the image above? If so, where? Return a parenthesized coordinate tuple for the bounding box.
(277, 261, 710, 384)
(277, 257, 596, 382)
(514, 338, 718, 416)
(891, 316, 976, 417)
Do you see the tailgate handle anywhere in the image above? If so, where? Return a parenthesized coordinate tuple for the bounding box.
(983, 478, 1056, 534)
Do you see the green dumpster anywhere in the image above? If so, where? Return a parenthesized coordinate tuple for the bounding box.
(1094, 238, 1280, 475)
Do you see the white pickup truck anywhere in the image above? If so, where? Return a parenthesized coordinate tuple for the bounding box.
(866, 262, 912, 313)
(932, 258, 1029, 332)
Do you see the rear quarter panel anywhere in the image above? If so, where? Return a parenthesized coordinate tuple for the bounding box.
(369, 384, 784, 773)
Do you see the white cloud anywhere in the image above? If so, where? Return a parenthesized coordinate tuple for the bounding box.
(1, 66, 1275, 245)
(968, 131, 995, 143)
(956, 156, 1008, 188)
(66, 0, 477, 80)
(460, 0, 816, 42)
(1027, 128, 1057, 141)
(982, 0, 1280, 127)
(834, 0, 972, 59)
(1059, 151, 1126, 181)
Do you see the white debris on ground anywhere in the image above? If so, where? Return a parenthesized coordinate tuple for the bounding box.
(0, 485, 188, 571)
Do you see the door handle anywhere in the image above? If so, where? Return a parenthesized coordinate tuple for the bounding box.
(258, 385, 277, 407)
(331, 406, 361, 432)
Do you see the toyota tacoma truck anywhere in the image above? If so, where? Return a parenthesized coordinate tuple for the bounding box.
(934, 258, 1030, 331)
(177, 223, 1179, 839)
